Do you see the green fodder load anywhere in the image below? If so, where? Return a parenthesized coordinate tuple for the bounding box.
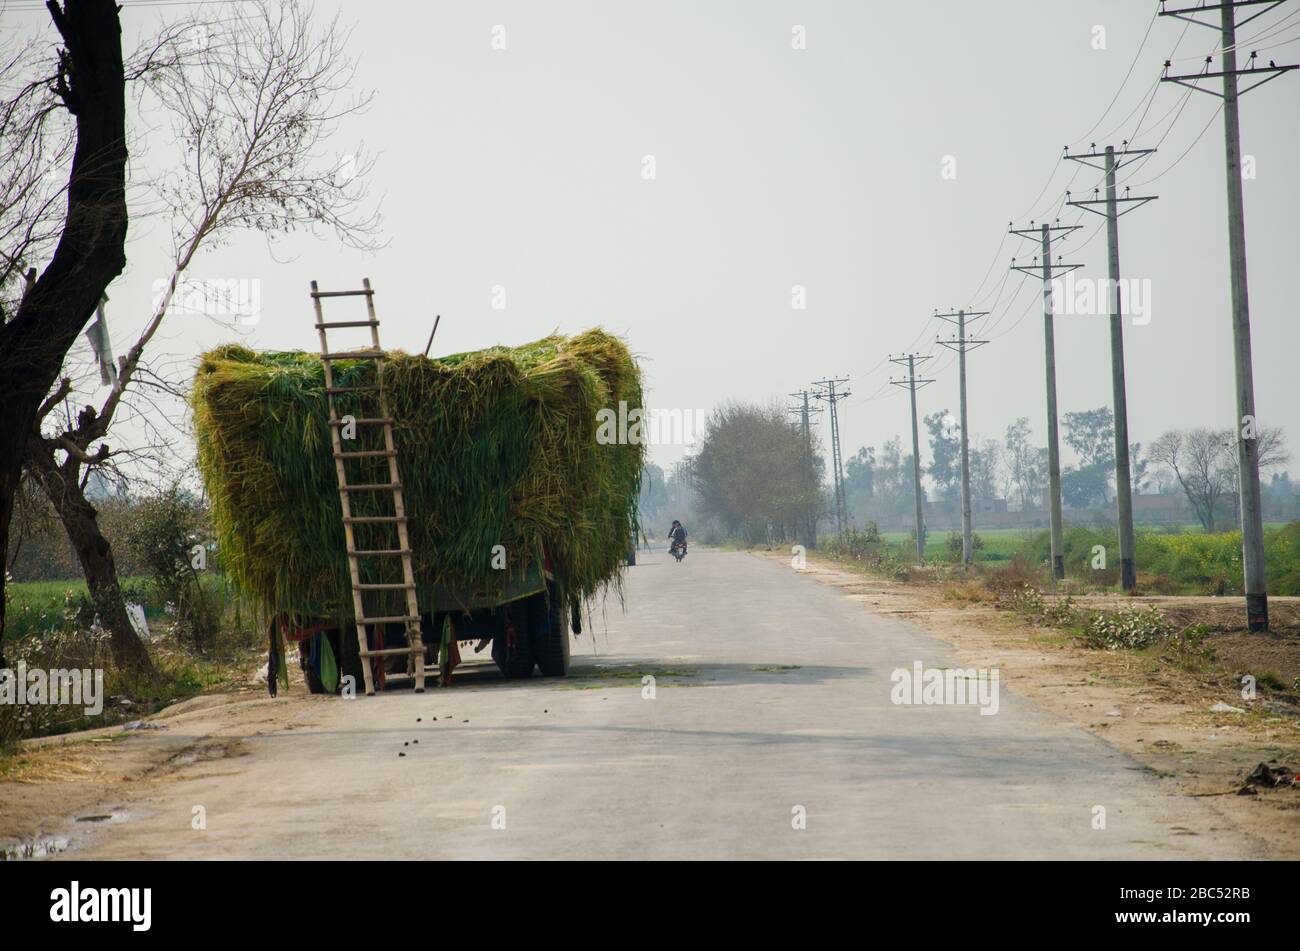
(191, 329, 644, 619)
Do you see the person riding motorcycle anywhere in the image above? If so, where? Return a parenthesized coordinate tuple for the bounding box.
(667, 520, 688, 557)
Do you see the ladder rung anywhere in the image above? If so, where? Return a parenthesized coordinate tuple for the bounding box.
(325, 385, 381, 394)
(321, 350, 383, 361)
(357, 615, 421, 625)
(350, 548, 412, 557)
(343, 515, 404, 524)
(311, 289, 374, 299)
(316, 320, 379, 329)
(359, 646, 424, 658)
(355, 582, 417, 591)
(330, 417, 393, 426)
(336, 450, 398, 459)
(340, 483, 402, 493)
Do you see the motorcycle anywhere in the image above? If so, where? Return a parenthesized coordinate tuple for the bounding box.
(670, 541, 687, 563)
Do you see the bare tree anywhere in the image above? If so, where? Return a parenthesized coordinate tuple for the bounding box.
(20, 0, 379, 674)
(1150, 428, 1236, 532)
(0, 1, 132, 671)
(1151, 427, 1289, 533)
(1222, 427, 1289, 529)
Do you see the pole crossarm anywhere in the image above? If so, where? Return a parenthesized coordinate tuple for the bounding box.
(1063, 147, 1155, 172)
(937, 336, 988, 353)
(933, 309, 989, 325)
(1010, 222, 1081, 246)
(1159, 0, 1287, 29)
(811, 378, 851, 400)
(1011, 260, 1083, 277)
(1066, 194, 1159, 218)
(1163, 63, 1297, 96)
(788, 391, 823, 414)
(887, 353, 934, 389)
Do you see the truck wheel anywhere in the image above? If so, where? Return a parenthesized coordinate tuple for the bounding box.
(531, 587, 570, 677)
(492, 601, 535, 678)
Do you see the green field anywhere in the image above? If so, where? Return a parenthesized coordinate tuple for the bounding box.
(867, 521, 1300, 595)
(3, 574, 235, 645)
(880, 527, 1027, 562)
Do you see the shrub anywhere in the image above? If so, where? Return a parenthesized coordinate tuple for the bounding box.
(125, 487, 221, 652)
(1078, 604, 1174, 651)
(944, 531, 985, 561)
(824, 523, 882, 560)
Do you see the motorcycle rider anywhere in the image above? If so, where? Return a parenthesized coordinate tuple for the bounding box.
(667, 519, 688, 556)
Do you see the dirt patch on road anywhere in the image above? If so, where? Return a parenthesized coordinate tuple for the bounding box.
(0, 671, 326, 859)
(759, 551, 1300, 858)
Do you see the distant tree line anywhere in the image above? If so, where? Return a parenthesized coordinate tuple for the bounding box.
(840, 405, 1292, 531)
(644, 401, 1294, 544)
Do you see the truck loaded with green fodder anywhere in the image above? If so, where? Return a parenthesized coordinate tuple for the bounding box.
(190, 329, 644, 692)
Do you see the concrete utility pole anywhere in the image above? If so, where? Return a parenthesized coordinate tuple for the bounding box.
(788, 390, 824, 548)
(890, 354, 934, 563)
(1065, 145, 1157, 592)
(1011, 220, 1084, 580)
(1159, 0, 1297, 631)
(934, 309, 988, 564)
(812, 378, 851, 536)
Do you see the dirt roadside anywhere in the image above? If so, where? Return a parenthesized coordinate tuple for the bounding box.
(758, 550, 1300, 858)
(0, 672, 326, 859)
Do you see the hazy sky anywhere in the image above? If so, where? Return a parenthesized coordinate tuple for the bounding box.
(8, 0, 1300, 479)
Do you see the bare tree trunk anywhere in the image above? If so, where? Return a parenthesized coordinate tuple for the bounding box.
(28, 448, 155, 677)
(0, 0, 129, 662)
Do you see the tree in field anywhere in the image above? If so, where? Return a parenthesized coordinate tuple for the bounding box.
(846, 438, 917, 521)
(843, 446, 875, 508)
(1222, 428, 1289, 528)
(692, 400, 825, 545)
(1151, 427, 1288, 532)
(1004, 418, 1046, 512)
(0, 1, 132, 672)
(1061, 406, 1115, 508)
(1062, 464, 1110, 509)
(1265, 472, 1300, 521)
(1149, 429, 1231, 531)
(1062, 407, 1114, 470)
(968, 438, 1003, 503)
(19, 0, 378, 675)
(924, 409, 961, 503)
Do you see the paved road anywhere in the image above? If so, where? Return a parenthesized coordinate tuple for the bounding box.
(68, 549, 1246, 859)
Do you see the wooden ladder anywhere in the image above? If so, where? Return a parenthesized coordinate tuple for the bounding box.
(310, 278, 425, 696)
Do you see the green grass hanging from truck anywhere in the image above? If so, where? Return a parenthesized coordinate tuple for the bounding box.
(190, 329, 644, 619)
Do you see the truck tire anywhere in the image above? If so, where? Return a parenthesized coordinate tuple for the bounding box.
(492, 601, 535, 678)
(531, 587, 570, 677)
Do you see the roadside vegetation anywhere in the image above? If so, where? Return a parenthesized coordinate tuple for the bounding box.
(2, 490, 261, 753)
(828, 521, 1300, 596)
(811, 520, 1300, 715)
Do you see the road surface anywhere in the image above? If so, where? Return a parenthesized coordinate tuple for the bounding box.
(65, 548, 1247, 859)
